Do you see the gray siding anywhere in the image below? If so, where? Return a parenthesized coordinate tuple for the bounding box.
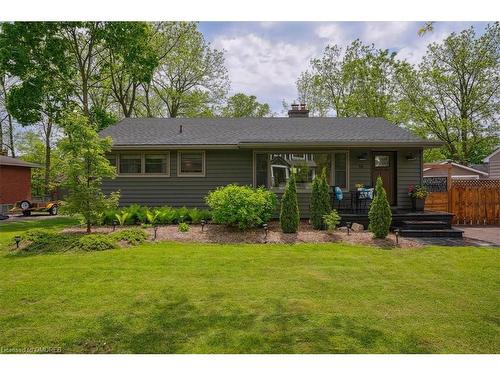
(396, 148, 422, 208)
(349, 148, 371, 187)
(103, 149, 253, 207)
(103, 147, 423, 214)
(488, 151, 500, 178)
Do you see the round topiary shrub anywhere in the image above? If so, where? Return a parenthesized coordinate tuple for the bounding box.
(206, 184, 277, 230)
(76, 234, 117, 251)
(368, 176, 392, 238)
(280, 174, 300, 233)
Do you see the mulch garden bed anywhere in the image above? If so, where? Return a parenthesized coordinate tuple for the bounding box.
(64, 221, 421, 249)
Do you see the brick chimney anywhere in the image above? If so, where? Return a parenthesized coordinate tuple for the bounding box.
(288, 102, 309, 118)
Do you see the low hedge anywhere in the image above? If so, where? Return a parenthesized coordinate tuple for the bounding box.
(101, 206, 212, 226)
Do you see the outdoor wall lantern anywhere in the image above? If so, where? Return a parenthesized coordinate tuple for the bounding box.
(357, 152, 368, 161)
(406, 153, 416, 161)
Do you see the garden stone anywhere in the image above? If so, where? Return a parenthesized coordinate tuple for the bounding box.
(351, 223, 364, 232)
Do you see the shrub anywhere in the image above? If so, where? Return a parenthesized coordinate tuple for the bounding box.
(76, 234, 117, 251)
(206, 184, 277, 230)
(121, 204, 147, 224)
(145, 209, 160, 225)
(101, 209, 119, 225)
(115, 212, 130, 226)
(199, 209, 212, 221)
(156, 206, 177, 224)
(280, 174, 300, 233)
(111, 228, 148, 245)
(187, 208, 202, 224)
(368, 176, 392, 238)
(178, 222, 190, 232)
(176, 206, 190, 223)
(323, 210, 341, 233)
(20, 230, 78, 253)
(310, 168, 331, 229)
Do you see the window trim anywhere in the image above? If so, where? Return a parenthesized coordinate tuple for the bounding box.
(115, 152, 171, 177)
(332, 150, 350, 191)
(177, 150, 206, 177)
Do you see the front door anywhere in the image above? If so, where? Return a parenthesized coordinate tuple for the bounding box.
(372, 152, 396, 205)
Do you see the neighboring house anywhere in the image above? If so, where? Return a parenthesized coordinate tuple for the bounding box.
(99, 107, 441, 217)
(483, 148, 500, 179)
(0, 154, 40, 213)
(423, 161, 489, 180)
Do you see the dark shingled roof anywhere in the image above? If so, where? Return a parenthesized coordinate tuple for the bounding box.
(0, 155, 41, 168)
(100, 117, 441, 147)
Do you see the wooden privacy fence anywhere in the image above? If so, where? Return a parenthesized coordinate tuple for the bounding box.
(450, 179, 500, 225)
(424, 177, 500, 224)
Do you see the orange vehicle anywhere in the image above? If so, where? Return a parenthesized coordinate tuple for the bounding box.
(10, 198, 59, 216)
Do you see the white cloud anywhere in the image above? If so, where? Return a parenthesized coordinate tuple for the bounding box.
(314, 23, 347, 46)
(361, 22, 411, 48)
(213, 33, 318, 108)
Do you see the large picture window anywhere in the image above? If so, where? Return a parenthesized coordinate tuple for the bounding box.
(254, 151, 349, 190)
(178, 151, 205, 176)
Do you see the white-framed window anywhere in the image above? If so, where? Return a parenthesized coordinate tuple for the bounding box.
(119, 154, 142, 174)
(177, 151, 206, 177)
(145, 154, 169, 174)
(115, 153, 170, 176)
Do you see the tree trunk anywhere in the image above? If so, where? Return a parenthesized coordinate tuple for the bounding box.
(7, 113, 15, 157)
(44, 120, 52, 196)
(86, 220, 91, 234)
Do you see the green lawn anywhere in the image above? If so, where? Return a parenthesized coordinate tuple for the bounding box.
(0, 218, 498, 353)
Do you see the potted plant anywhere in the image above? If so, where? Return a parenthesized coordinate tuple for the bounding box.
(408, 184, 428, 211)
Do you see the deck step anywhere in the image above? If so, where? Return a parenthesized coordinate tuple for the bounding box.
(401, 220, 449, 229)
(399, 228, 463, 238)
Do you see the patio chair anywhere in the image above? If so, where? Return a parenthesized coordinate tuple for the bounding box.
(331, 186, 344, 210)
(357, 187, 374, 212)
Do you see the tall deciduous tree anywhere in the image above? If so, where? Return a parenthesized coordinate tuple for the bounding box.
(298, 40, 403, 122)
(221, 93, 270, 117)
(59, 111, 119, 233)
(398, 23, 500, 164)
(100, 22, 159, 118)
(0, 73, 16, 156)
(152, 26, 229, 117)
(0, 22, 74, 194)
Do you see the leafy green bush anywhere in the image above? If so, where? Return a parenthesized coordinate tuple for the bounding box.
(111, 228, 148, 245)
(280, 174, 300, 233)
(76, 234, 117, 251)
(115, 212, 130, 226)
(101, 209, 118, 225)
(368, 176, 392, 239)
(121, 204, 147, 224)
(323, 210, 341, 232)
(156, 206, 177, 224)
(310, 168, 331, 229)
(178, 222, 189, 232)
(206, 184, 277, 230)
(20, 230, 78, 253)
(176, 206, 190, 223)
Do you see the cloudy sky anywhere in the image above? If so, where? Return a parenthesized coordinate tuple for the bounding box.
(198, 21, 491, 114)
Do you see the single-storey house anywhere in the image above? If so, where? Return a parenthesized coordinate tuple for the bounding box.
(100, 107, 441, 217)
(0, 154, 40, 214)
(423, 161, 490, 180)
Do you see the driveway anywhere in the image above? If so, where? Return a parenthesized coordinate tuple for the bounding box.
(457, 226, 500, 246)
(0, 214, 66, 222)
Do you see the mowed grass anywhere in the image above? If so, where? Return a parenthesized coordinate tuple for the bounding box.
(0, 218, 499, 353)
